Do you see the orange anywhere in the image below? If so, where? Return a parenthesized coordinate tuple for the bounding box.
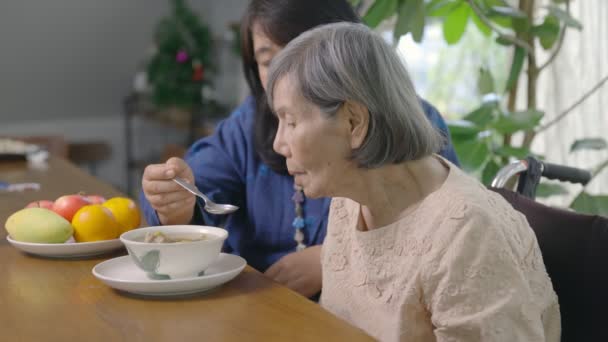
(102, 197, 141, 234)
(72, 204, 120, 242)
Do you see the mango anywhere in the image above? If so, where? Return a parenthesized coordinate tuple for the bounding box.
(5, 208, 73, 243)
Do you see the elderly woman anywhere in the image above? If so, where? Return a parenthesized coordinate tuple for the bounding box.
(268, 22, 560, 341)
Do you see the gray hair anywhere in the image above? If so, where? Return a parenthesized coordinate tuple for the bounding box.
(266, 22, 444, 168)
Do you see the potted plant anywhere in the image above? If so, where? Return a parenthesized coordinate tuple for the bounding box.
(145, 0, 215, 140)
(355, 0, 607, 215)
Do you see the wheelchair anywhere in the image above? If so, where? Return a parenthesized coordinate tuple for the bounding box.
(489, 156, 608, 342)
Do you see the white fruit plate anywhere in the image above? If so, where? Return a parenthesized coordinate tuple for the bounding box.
(6, 236, 123, 258)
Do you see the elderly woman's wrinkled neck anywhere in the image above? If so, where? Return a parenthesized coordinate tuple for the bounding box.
(354, 156, 449, 231)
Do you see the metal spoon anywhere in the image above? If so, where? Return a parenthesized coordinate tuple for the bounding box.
(172, 177, 239, 215)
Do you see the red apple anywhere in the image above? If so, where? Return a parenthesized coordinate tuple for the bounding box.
(52, 194, 91, 222)
(25, 200, 54, 210)
(86, 195, 106, 204)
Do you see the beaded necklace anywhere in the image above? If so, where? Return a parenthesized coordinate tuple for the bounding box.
(292, 184, 306, 251)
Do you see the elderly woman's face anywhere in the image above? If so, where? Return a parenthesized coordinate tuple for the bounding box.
(272, 77, 354, 198)
(252, 23, 282, 91)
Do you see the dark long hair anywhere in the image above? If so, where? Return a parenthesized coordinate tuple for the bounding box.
(240, 0, 361, 173)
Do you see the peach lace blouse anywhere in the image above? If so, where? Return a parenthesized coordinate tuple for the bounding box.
(320, 159, 560, 341)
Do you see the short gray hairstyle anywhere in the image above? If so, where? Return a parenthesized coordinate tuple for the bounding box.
(266, 22, 444, 168)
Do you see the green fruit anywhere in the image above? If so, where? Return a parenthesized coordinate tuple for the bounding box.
(5, 208, 73, 243)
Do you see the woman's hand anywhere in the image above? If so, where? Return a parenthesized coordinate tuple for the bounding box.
(142, 157, 197, 225)
(264, 245, 322, 298)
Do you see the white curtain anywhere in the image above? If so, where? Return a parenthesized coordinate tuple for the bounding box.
(532, 0, 608, 206)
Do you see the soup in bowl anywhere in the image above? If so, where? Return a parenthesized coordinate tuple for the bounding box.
(120, 225, 228, 280)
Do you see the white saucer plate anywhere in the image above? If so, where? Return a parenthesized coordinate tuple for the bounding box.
(6, 236, 123, 258)
(92, 253, 246, 296)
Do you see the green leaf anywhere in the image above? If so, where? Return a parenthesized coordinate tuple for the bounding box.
(548, 4, 582, 30)
(363, 0, 398, 28)
(489, 6, 527, 19)
(477, 67, 495, 95)
(394, 0, 424, 42)
(447, 120, 483, 137)
(536, 183, 570, 198)
(426, 0, 459, 17)
(485, 4, 530, 33)
(410, 1, 426, 42)
(570, 138, 608, 152)
(443, 3, 471, 44)
(492, 109, 544, 134)
(463, 103, 498, 127)
(495, 36, 513, 46)
(532, 15, 560, 50)
(495, 146, 530, 159)
(511, 16, 531, 35)
(454, 137, 490, 172)
(482, 158, 502, 186)
(476, 0, 512, 28)
(477, 0, 510, 12)
(504, 46, 526, 93)
(570, 192, 608, 216)
(470, 2, 491, 36)
(394, 1, 413, 40)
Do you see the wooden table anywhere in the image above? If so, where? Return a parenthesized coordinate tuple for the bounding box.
(0, 158, 373, 341)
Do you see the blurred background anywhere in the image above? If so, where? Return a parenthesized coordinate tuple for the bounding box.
(0, 0, 606, 213)
(0, 0, 249, 195)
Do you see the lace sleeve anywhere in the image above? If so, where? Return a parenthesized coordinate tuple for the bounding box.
(421, 206, 559, 342)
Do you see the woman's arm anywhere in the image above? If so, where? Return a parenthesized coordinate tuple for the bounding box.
(264, 244, 323, 298)
(139, 100, 252, 228)
(183, 124, 247, 227)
